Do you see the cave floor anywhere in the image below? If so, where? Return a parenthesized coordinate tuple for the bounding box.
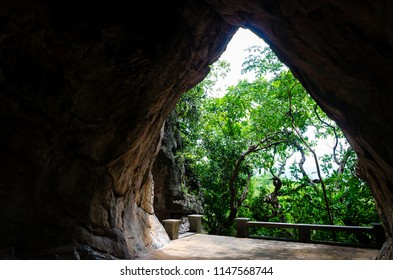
(139, 234, 378, 260)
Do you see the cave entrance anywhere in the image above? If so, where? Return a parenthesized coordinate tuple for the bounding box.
(154, 27, 380, 245)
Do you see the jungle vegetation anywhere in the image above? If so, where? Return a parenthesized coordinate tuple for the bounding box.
(174, 45, 380, 244)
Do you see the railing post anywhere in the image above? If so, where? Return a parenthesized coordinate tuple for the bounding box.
(162, 219, 181, 240)
(188, 214, 203, 233)
(372, 223, 385, 248)
(235, 218, 250, 238)
(298, 226, 311, 243)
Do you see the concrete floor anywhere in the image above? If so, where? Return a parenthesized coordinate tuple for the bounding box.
(139, 233, 379, 260)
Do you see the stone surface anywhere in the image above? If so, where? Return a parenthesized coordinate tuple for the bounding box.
(152, 111, 203, 226)
(139, 234, 379, 260)
(162, 219, 182, 240)
(0, 0, 235, 259)
(1, 0, 393, 259)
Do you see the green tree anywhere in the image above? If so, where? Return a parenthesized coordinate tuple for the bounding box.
(175, 45, 380, 242)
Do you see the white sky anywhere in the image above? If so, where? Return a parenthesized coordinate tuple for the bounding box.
(210, 28, 341, 178)
(211, 28, 267, 96)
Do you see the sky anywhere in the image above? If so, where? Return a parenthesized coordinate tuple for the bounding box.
(210, 28, 340, 178)
(210, 28, 267, 96)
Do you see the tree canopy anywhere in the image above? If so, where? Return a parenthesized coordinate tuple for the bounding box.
(174, 45, 379, 243)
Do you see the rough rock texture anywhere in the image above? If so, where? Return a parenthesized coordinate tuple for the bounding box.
(152, 112, 181, 222)
(0, 0, 236, 259)
(152, 111, 203, 231)
(1, 0, 393, 259)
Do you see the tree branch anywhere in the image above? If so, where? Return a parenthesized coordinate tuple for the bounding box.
(237, 171, 252, 208)
(288, 93, 335, 226)
(228, 137, 288, 212)
(313, 105, 341, 165)
(225, 137, 288, 228)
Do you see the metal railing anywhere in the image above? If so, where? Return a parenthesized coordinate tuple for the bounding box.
(235, 218, 385, 249)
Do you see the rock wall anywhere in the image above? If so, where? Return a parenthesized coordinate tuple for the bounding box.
(152, 111, 203, 231)
(0, 0, 236, 259)
(1, 0, 393, 259)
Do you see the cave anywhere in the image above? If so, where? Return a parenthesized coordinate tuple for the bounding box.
(1, 0, 393, 259)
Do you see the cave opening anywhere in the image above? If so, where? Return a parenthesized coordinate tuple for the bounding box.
(153, 27, 380, 245)
(1, 0, 393, 260)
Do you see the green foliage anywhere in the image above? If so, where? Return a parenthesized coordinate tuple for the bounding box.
(175, 45, 380, 243)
